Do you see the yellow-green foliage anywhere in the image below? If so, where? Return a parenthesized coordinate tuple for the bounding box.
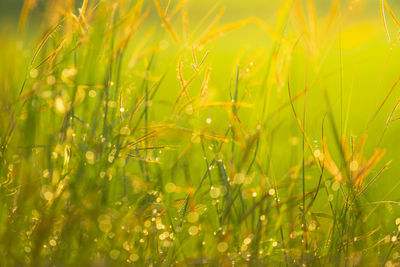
(1, 0, 400, 266)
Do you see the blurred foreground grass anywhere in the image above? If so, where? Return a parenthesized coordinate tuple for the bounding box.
(1, 0, 400, 266)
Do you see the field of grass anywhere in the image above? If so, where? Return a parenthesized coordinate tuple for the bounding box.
(1, 0, 400, 266)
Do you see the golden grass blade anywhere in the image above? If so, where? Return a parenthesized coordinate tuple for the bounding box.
(165, 0, 172, 15)
(117, 6, 150, 53)
(369, 76, 400, 125)
(177, 61, 189, 99)
(380, 0, 391, 42)
(154, 0, 180, 44)
(292, 0, 308, 38)
(31, 21, 64, 67)
(377, 91, 400, 146)
(357, 161, 391, 196)
(268, 89, 306, 120)
(18, 20, 64, 96)
(200, 68, 212, 103)
(384, 0, 400, 28)
(354, 134, 367, 164)
(344, 226, 381, 245)
(79, 0, 89, 16)
(306, 0, 317, 44)
(339, 135, 349, 163)
(18, 0, 38, 31)
(182, 6, 190, 44)
(252, 17, 286, 43)
(173, 63, 201, 112)
(33, 37, 67, 69)
(198, 50, 209, 68)
(192, 0, 223, 35)
(126, 131, 158, 148)
(353, 149, 386, 187)
(134, 146, 176, 151)
(323, 138, 344, 183)
(197, 18, 252, 47)
(326, 0, 339, 33)
(127, 154, 161, 164)
(178, 97, 196, 112)
(196, 8, 225, 46)
(169, 0, 184, 18)
(276, 0, 294, 31)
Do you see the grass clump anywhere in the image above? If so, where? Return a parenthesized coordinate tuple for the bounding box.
(1, 0, 400, 266)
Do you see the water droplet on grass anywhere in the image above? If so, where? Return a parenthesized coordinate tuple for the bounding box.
(88, 90, 97, 98)
(30, 69, 39, 78)
(110, 249, 120, 260)
(332, 181, 340, 191)
(210, 186, 221, 198)
(243, 237, 252, 245)
(85, 151, 95, 165)
(129, 253, 139, 262)
(46, 75, 56, 85)
(233, 173, 245, 184)
(55, 97, 67, 114)
(120, 126, 131, 135)
(350, 160, 358, 171)
(188, 225, 199, 236)
(217, 242, 228, 252)
(268, 188, 275, 196)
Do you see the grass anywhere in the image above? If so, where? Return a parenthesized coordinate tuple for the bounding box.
(1, 0, 400, 266)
